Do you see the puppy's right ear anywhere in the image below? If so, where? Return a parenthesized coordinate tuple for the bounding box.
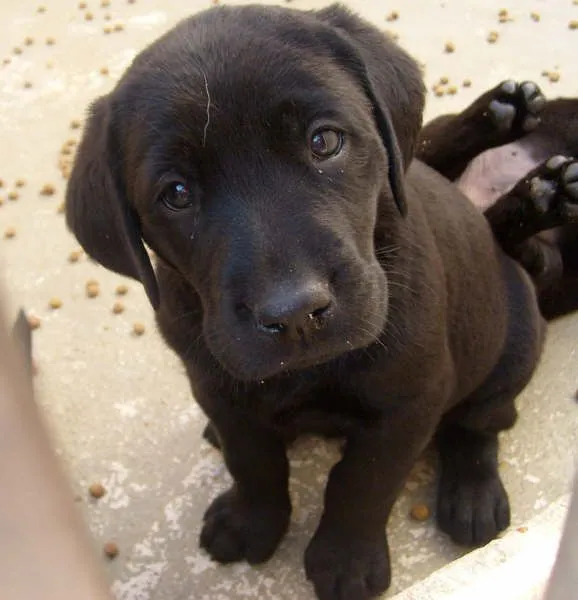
(65, 97, 160, 309)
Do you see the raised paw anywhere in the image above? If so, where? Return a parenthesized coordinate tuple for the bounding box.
(518, 155, 578, 225)
(437, 472, 510, 547)
(200, 487, 290, 564)
(305, 529, 391, 600)
(487, 79, 546, 135)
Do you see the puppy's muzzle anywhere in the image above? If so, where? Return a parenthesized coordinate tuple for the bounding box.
(246, 280, 334, 342)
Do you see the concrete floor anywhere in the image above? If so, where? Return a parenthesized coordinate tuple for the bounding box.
(1, 0, 577, 598)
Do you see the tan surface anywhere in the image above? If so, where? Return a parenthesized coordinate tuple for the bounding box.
(1, 1, 577, 598)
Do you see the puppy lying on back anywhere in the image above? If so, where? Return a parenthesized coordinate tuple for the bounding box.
(65, 4, 546, 599)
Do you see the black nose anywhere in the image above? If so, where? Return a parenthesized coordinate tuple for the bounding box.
(255, 282, 333, 339)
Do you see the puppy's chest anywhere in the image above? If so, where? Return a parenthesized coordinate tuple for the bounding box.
(255, 378, 378, 439)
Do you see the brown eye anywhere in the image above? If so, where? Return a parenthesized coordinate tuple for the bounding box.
(162, 182, 194, 210)
(310, 129, 344, 159)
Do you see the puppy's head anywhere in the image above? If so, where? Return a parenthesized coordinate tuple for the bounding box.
(66, 4, 425, 380)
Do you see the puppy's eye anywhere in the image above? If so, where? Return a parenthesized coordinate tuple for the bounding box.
(310, 129, 344, 159)
(162, 182, 195, 211)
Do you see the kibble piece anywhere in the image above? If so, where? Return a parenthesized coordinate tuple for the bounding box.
(4, 227, 16, 239)
(439, 76, 449, 85)
(24, 36, 35, 46)
(37, 5, 47, 13)
(115, 283, 129, 295)
(15, 178, 26, 188)
(40, 183, 56, 196)
(78, 1, 87, 8)
(548, 71, 560, 83)
(46, 37, 55, 45)
(8, 191, 19, 201)
(447, 85, 458, 95)
(487, 31, 499, 43)
(103, 542, 119, 559)
(2, 58, 10, 65)
(49, 297, 62, 309)
(530, 12, 540, 22)
(13, 47, 23, 55)
(28, 315, 42, 330)
(517, 526, 528, 533)
(23, 81, 33, 89)
(68, 249, 82, 263)
(569, 20, 578, 30)
(444, 41, 455, 53)
(113, 23, 124, 32)
(101, 0, 110, 6)
(410, 503, 431, 521)
(112, 301, 125, 314)
(70, 119, 81, 129)
(86, 282, 100, 298)
(385, 10, 399, 22)
(434, 86, 444, 97)
(133, 322, 145, 336)
(104, 13, 111, 20)
(89, 482, 106, 498)
(85, 11, 93, 20)
(100, 66, 109, 75)
(103, 26, 112, 34)
(463, 79, 472, 87)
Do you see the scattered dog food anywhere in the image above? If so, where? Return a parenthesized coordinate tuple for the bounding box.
(40, 183, 56, 196)
(37, 5, 46, 13)
(462, 79, 472, 87)
(48, 297, 63, 309)
(24, 36, 35, 46)
(447, 85, 458, 95)
(103, 542, 119, 559)
(68, 249, 82, 263)
(78, 1, 87, 8)
(13, 47, 23, 55)
(101, 0, 111, 6)
(115, 284, 129, 296)
(15, 178, 26, 188)
(46, 37, 55, 45)
(23, 81, 33, 89)
(410, 503, 431, 521)
(89, 482, 107, 499)
(70, 119, 82, 129)
(112, 301, 125, 314)
(385, 10, 399, 22)
(487, 31, 499, 43)
(439, 76, 449, 85)
(498, 9, 511, 23)
(517, 526, 528, 533)
(530, 12, 540, 22)
(133, 322, 146, 336)
(8, 191, 19, 201)
(4, 227, 16, 239)
(86, 281, 100, 298)
(113, 23, 124, 32)
(444, 41, 455, 53)
(100, 66, 109, 75)
(570, 20, 578, 30)
(85, 11, 94, 21)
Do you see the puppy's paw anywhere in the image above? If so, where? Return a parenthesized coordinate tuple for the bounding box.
(516, 156, 578, 226)
(487, 80, 546, 135)
(200, 487, 290, 564)
(437, 472, 510, 546)
(305, 530, 391, 600)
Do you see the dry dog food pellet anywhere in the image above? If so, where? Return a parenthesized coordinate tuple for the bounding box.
(570, 20, 578, 30)
(517, 526, 528, 533)
(100, 66, 109, 75)
(78, 1, 87, 8)
(530, 12, 540, 22)
(23, 81, 32, 89)
(133, 322, 145, 336)
(37, 5, 46, 13)
(463, 79, 472, 87)
(103, 26, 112, 34)
(101, 0, 111, 6)
(548, 71, 560, 83)
(70, 119, 81, 129)
(112, 301, 125, 314)
(28, 315, 42, 330)
(46, 37, 55, 45)
(86, 282, 100, 298)
(2, 58, 11, 65)
(115, 284, 128, 295)
(439, 76, 449, 85)
(447, 85, 458, 95)
(104, 13, 111, 20)
(444, 41, 455, 53)
(385, 10, 399, 22)
(433, 86, 444, 97)
(4, 227, 16, 239)
(89, 482, 106, 498)
(410, 503, 431, 521)
(49, 297, 62, 309)
(113, 23, 124, 32)
(68, 250, 82, 263)
(13, 47, 23, 55)
(24, 36, 35, 46)
(15, 178, 26, 187)
(8, 191, 19, 201)
(487, 31, 499, 43)
(85, 11, 94, 20)
(40, 183, 55, 196)
(103, 542, 119, 559)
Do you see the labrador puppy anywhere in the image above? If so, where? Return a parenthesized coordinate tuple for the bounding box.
(418, 86, 578, 320)
(65, 4, 547, 599)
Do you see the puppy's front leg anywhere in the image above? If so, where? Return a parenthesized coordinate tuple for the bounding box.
(305, 412, 436, 600)
(199, 411, 291, 565)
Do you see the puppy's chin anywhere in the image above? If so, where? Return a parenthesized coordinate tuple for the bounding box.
(203, 298, 388, 382)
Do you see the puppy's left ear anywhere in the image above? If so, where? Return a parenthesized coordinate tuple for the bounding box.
(314, 6, 426, 216)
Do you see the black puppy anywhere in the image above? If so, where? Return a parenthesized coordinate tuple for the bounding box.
(418, 85, 578, 320)
(65, 5, 548, 599)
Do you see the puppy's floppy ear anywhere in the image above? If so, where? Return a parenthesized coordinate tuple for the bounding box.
(65, 96, 160, 309)
(313, 5, 426, 216)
